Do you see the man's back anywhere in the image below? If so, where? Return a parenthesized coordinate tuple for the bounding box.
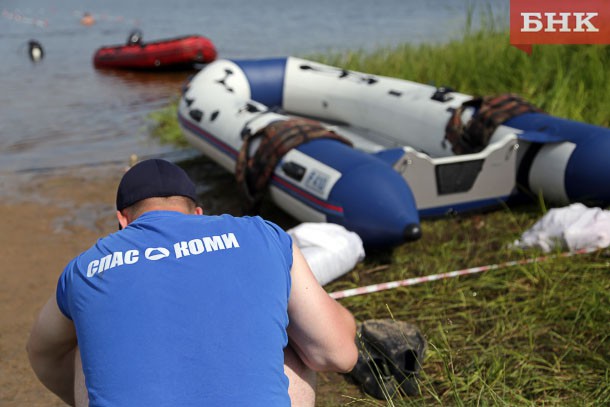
(57, 211, 292, 406)
(28, 159, 357, 407)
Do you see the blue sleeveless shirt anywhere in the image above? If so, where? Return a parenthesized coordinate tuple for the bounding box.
(57, 211, 292, 406)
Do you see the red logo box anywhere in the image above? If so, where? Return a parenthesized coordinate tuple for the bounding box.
(510, 0, 610, 53)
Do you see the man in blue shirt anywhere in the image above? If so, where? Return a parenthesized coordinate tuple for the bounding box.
(27, 158, 357, 406)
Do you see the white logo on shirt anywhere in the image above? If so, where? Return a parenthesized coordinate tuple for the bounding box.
(85, 232, 240, 277)
(145, 247, 170, 261)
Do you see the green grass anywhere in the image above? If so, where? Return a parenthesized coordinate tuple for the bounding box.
(147, 95, 187, 147)
(151, 26, 610, 406)
(318, 207, 610, 406)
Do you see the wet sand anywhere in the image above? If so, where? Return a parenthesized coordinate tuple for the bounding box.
(0, 165, 125, 406)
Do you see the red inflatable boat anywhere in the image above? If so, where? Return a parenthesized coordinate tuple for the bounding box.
(93, 34, 217, 70)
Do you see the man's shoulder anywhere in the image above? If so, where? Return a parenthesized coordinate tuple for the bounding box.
(210, 215, 289, 241)
(238, 215, 285, 233)
(207, 214, 267, 227)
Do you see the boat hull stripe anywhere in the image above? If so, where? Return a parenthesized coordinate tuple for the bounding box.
(271, 175, 344, 215)
(178, 112, 344, 216)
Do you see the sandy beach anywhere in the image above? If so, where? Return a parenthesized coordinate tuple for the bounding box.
(0, 165, 125, 406)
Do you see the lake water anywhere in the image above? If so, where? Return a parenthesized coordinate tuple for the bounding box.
(0, 0, 508, 175)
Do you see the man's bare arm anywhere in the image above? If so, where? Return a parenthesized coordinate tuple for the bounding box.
(26, 295, 78, 406)
(287, 243, 358, 373)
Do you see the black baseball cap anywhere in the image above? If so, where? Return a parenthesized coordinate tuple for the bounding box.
(116, 159, 198, 211)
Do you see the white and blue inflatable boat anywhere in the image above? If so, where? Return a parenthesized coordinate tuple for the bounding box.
(177, 57, 610, 248)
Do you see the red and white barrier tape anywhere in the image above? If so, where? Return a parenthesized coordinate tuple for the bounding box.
(329, 247, 601, 300)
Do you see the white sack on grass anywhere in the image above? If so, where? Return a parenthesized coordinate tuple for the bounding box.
(511, 203, 610, 252)
(288, 222, 365, 286)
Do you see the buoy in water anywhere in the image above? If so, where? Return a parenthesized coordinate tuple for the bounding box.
(28, 40, 44, 62)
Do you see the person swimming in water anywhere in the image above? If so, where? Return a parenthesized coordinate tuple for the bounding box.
(80, 12, 95, 26)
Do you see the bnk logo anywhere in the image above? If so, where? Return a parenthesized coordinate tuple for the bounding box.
(521, 12, 599, 32)
(510, 0, 610, 54)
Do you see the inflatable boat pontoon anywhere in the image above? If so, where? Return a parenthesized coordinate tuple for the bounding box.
(177, 57, 610, 247)
(94, 34, 217, 71)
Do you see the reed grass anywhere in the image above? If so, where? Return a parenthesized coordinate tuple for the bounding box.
(147, 95, 187, 147)
(149, 22, 610, 406)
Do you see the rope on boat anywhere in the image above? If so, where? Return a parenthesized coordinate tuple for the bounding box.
(444, 93, 543, 155)
(235, 117, 352, 214)
(329, 246, 602, 300)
